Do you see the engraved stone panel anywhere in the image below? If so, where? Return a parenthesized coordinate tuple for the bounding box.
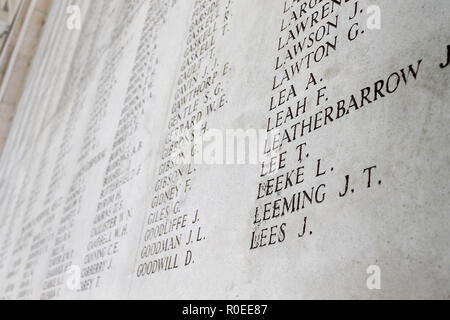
(0, 0, 448, 299)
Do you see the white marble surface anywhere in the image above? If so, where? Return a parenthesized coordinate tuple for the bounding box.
(0, 0, 448, 299)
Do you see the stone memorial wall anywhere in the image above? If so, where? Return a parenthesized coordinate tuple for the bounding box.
(0, 0, 448, 299)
